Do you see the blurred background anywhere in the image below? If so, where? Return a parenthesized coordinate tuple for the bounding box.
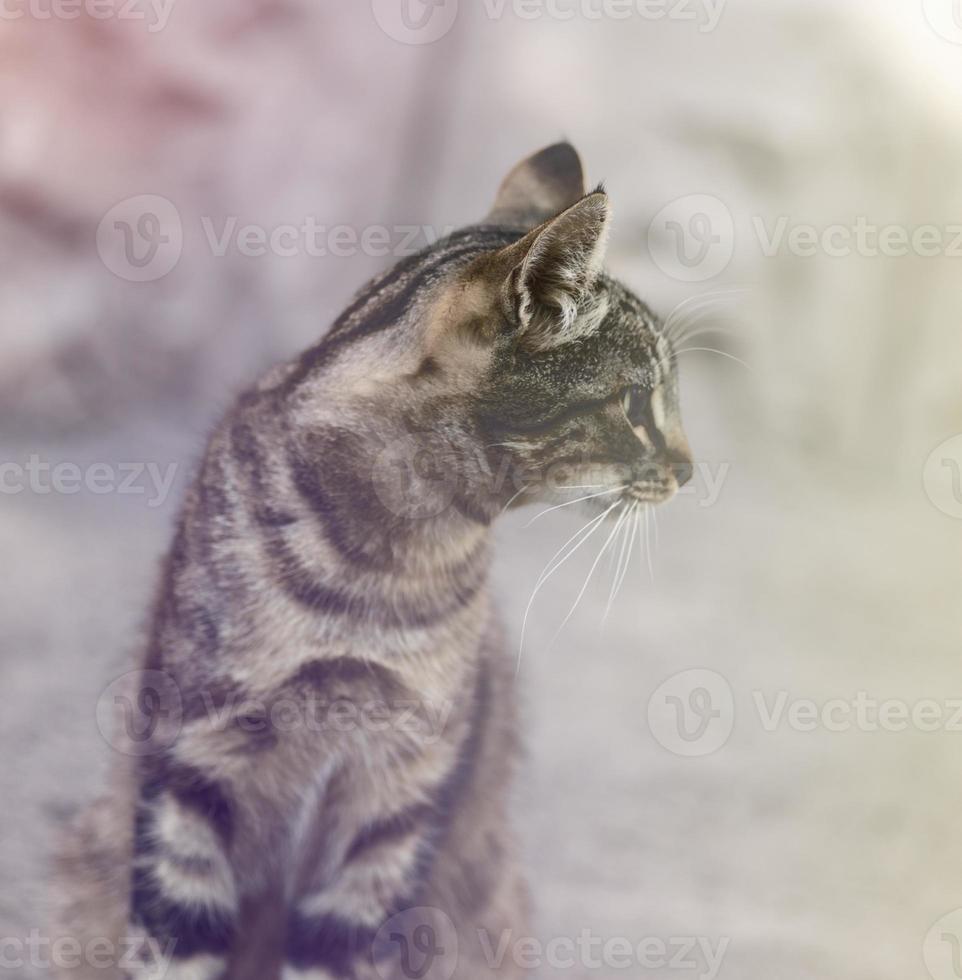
(2, 0, 962, 977)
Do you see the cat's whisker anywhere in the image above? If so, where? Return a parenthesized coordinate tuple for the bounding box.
(611, 507, 641, 609)
(673, 346, 754, 373)
(608, 501, 637, 574)
(672, 314, 743, 341)
(605, 505, 641, 618)
(665, 286, 751, 323)
(669, 316, 743, 350)
(669, 294, 746, 316)
(674, 328, 742, 351)
(664, 302, 744, 344)
(523, 485, 625, 528)
(652, 340, 751, 380)
(603, 502, 638, 623)
(664, 284, 749, 315)
(665, 299, 732, 333)
(601, 503, 632, 616)
(516, 500, 620, 674)
(548, 501, 630, 649)
(666, 299, 746, 339)
(643, 504, 655, 582)
(671, 299, 743, 323)
(532, 502, 616, 591)
(603, 520, 623, 581)
(501, 484, 533, 513)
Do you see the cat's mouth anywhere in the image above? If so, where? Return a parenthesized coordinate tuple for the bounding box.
(625, 479, 677, 504)
(622, 452, 692, 505)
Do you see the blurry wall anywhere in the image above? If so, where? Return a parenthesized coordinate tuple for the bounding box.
(3, 0, 960, 467)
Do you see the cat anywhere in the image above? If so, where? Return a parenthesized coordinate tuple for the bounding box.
(54, 142, 693, 980)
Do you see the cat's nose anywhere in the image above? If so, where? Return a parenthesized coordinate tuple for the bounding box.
(666, 450, 693, 488)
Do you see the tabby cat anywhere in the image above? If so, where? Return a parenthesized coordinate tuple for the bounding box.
(55, 143, 693, 980)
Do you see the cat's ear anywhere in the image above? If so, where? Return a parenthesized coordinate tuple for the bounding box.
(497, 190, 611, 352)
(484, 142, 587, 227)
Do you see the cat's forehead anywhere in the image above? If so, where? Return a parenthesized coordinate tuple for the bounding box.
(598, 277, 665, 354)
(522, 277, 668, 380)
(484, 274, 674, 419)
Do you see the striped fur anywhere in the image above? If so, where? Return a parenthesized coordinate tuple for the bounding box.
(53, 143, 691, 979)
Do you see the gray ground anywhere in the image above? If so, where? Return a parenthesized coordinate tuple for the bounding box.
(3, 1, 962, 978)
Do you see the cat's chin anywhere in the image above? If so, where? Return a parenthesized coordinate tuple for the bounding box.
(625, 481, 677, 505)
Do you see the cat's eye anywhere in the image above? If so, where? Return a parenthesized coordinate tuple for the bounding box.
(621, 385, 650, 427)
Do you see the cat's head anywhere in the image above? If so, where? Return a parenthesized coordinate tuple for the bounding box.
(285, 143, 692, 528)
(411, 143, 693, 520)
